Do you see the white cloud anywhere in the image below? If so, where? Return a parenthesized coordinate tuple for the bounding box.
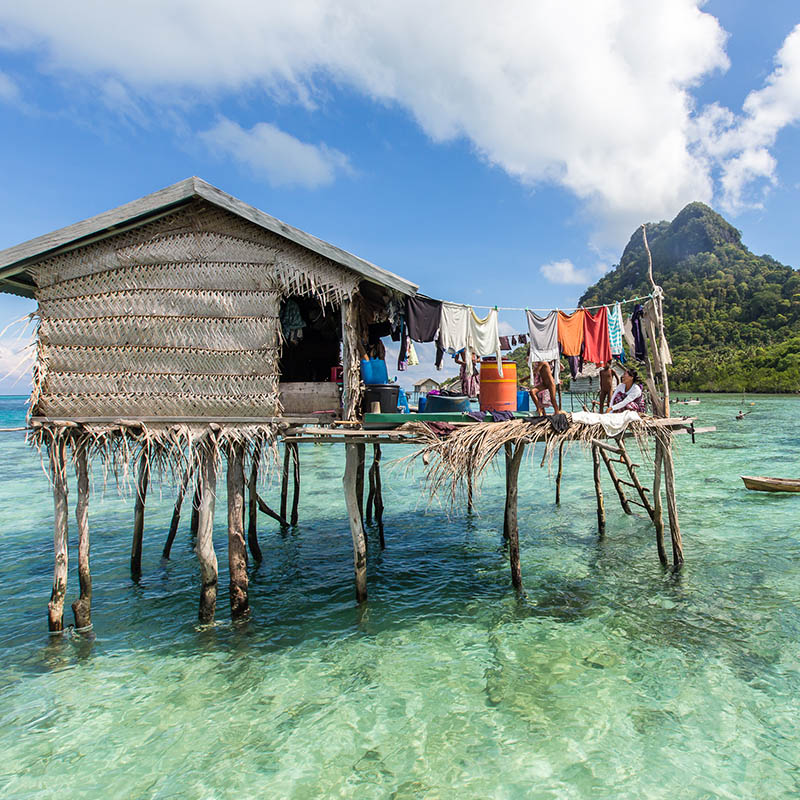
(0, 1, 771, 241)
(0, 339, 34, 392)
(540, 259, 593, 286)
(691, 23, 800, 212)
(0, 70, 20, 103)
(199, 117, 351, 188)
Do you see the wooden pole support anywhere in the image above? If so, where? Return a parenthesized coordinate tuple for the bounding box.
(130, 449, 149, 581)
(48, 436, 69, 633)
(355, 442, 366, 525)
(467, 464, 474, 514)
(652, 436, 668, 566)
(366, 453, 376, 525)
(592, 445, 606, 536)
(72, 444, 92, 629)
(163, 462, 193, 559)
(290, 442, 301, 526)
(661, 438, 684, 567)
(598, 446, 632, 515)
(196, 444, 218, 623)
(373, 444, 385, 549)
(280, 444, 290, 524)
(505, 442, 525, 590)
(503, 442, 513, 540)
(190, 481, 201, 541)
(247, 442, 263, 562)
(343, 442, 368, 602)
(227, 442, 249, 619)
(555, 441, 565, 505)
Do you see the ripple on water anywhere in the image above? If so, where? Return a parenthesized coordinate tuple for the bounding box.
(1, 395, 800, 798)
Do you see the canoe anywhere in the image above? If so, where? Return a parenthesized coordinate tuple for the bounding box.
(741, 475, 800, 493)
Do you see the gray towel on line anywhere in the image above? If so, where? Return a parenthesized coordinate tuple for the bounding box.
(526, 310, 559, 362)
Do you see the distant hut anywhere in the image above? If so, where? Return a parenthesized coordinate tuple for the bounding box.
(413, 377, 440, 398)
(0, 177, 417, 628)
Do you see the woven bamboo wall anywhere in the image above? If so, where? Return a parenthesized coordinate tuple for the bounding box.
(30, 200, 359, 420)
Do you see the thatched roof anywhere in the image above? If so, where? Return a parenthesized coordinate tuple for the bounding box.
(0, 177, 418, 299)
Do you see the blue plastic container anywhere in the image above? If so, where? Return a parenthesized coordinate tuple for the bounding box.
(424, 394, 470, 413)
(397, 387, 410, 413)
(516, 389, 530, 412)
(360, 358, 389, 385)
(418, 396, 427, 413)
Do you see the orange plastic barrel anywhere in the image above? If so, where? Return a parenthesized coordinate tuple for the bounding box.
(479, 358, 517, 412)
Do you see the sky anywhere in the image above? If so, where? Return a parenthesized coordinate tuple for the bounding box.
(1, 1, 799, 392)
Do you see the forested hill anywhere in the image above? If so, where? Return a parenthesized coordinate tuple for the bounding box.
(579, 202, 800, 392)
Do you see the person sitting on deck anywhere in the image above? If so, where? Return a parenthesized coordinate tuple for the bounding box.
(529, 360, 560, 415)
(608, 367, 646, 413)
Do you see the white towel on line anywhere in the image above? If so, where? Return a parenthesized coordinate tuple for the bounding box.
(467, 308, 503, 376)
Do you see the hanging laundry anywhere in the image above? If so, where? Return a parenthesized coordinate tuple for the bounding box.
(519, 333, 528, 345)
(566, 354, 581, 379)
(557, 309, 585, 357)
(280, 300, 305, 343)
(511, 336, 517, 346)
(438, 302, 470, 354)
(499, 335, 511, 350)
(582, 306, 612, 365)
(630, 304, 647, 361)
(467, 308, 503, 376)
(407, 340, 420, 367)
(607, 302, 624, 357)
(405, 295, 442, 342)
(527, 310, 560, 362)
(400, 295, 443, 370)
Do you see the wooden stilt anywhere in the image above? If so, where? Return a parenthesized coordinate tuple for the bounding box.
(373, 444, 385, 549)
(247, 442, 263, 562)
(227, 443, 249, 619)
(256, 492, 288, 526)
(72, 444, 92, 629)
(504, 442, 525, 590)
(598, 446, 632, 515)
(190, 481, 201, 541)
(652, 436, 668, 566)
(503, 442, 513, 540)
(592, 445, 606, 536)
(48, 436, 69, 633)
(366, 453, 376, 525)
(196, 444, 218, 623)
(343, 442, 368, 602)
(467, 464, 474, 514)
(280, 444, 290, 524)
(355, 442, 366, 524)
(555, 441, 565, 505)
(661, 438, 683, 567)
(290, 442, 300, 526)
(163, 462, 193, 559)
(131, 449, 149, 582)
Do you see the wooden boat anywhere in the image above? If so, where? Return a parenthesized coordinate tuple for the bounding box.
(741, 475, 800, 493)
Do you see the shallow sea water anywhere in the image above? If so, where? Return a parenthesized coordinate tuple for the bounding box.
(1, 394, 799, 798)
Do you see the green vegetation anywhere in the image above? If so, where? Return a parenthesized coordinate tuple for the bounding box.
(579, 202, 800, 392)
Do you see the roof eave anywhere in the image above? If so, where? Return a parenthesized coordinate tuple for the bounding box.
(0, 176, 419, 297)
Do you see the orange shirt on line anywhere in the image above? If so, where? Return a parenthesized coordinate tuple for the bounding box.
(557, 309, 585, 356)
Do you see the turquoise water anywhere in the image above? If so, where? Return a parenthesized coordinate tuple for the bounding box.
(1, 395, 799, 798)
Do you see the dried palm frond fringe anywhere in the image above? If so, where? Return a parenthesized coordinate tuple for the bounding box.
(30, 421, 284, 500)
(396, 416, 660, 509)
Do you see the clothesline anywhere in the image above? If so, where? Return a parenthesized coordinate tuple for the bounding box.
(466, 293, 654, 313)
